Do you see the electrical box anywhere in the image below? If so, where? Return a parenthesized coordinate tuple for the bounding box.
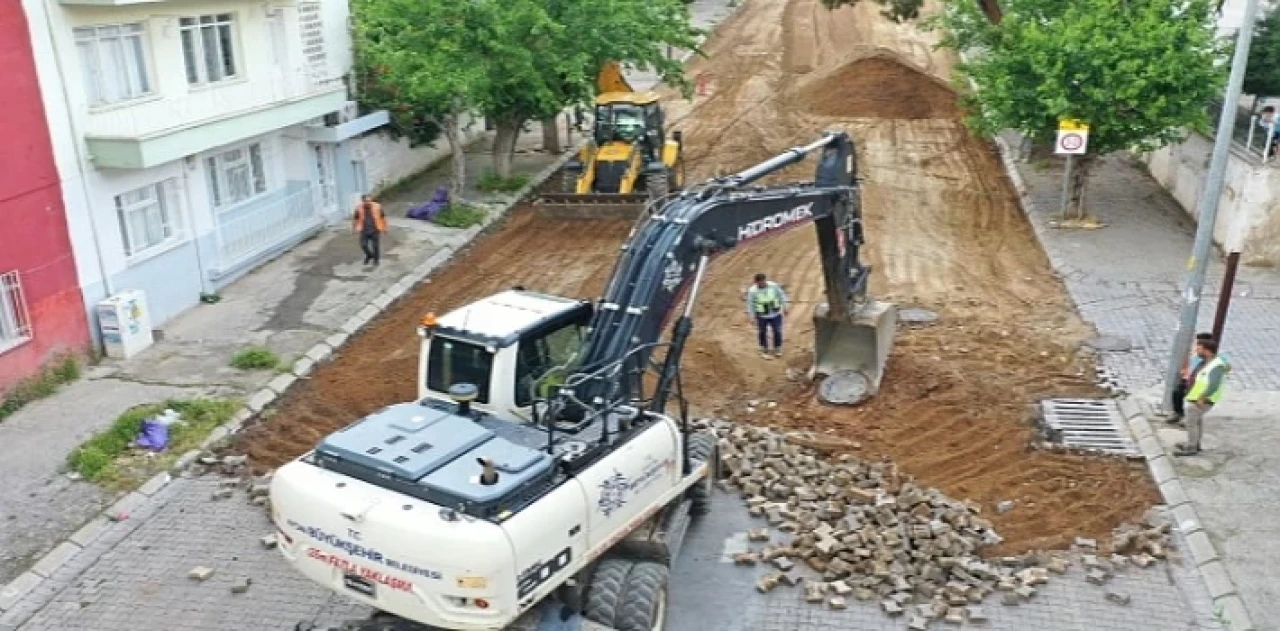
(98, 290, 153, 359)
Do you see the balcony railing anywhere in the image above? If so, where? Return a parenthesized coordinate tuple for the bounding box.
(213, 183, 321, 274)
(1207, 99, 1277, 162)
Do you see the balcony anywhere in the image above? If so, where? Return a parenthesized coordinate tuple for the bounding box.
(86, 70, 346, 170)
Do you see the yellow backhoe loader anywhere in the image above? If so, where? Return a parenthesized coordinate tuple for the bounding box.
(536, 62, 685, 219)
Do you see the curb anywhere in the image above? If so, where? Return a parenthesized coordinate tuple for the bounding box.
(0, 147, 582, 621)
(964, 42, 1257, 630)
(1121, 399, 1257, 631)
(990, 120, 1259, 631)
(0, 2, 743, 619)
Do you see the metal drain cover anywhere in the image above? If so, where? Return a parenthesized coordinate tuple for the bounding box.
(1040, 398, 1137, 456)
(818, 371, 870, 405)
(897, 308, 939, 325)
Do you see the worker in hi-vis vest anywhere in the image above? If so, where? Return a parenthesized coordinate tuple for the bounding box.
(745, 273, 789, 359)
(1176, 337, 1228, 457)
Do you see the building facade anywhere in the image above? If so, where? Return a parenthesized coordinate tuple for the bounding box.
(21, 0, 395, 336)
(0, 0, 92, 391)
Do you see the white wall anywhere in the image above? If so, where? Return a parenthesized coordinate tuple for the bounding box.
(1145, 133, 1280, 266)
(352, 114, 483, 198)
(55, 1, 330, 141)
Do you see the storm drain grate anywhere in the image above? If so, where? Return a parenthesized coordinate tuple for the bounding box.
(1040, 398, 1137, 456)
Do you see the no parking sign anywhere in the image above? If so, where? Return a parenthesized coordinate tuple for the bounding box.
(1055, 119, 1089, 155)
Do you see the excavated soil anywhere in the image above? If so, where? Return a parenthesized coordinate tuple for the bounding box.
(800, 54, 959, 119)
(234, 0, 1159, 554)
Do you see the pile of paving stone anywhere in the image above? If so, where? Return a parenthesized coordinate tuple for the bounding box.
(699, 419, 1174, 627)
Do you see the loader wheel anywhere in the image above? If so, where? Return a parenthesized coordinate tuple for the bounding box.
(686, 431, 717, 517)
(646, 171, 670, 202)
(561, 169, 580, 193)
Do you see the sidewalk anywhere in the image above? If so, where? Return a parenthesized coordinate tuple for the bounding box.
(0, 1, 741, 626)
(1000, 135, 1280, 629)
(0, 128, 562, 588)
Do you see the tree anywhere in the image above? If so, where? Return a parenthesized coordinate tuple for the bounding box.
(1244, 7, 1280, 100)
(934, 0, 1223, 220)
(818, 0, 1223, 220)
(351, 0, 498, 197)
(479, 0, 704, 177)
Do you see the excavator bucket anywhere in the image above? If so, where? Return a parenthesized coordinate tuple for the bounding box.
(811, 300, 898, 405)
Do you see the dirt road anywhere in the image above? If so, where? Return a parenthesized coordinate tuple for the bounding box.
(236, 0, 1158, 553)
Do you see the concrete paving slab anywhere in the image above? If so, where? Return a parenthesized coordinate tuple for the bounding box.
(0, 574, 41, 612)
(267, 373, 298, 395)
(1186, 531, 1219, 567)
(245, 388, 278, 413)
(292, 356, 316, 377)
(136, 472, 171, 497)
(28, 543, 80, 580)
(67, 518, 109, 548)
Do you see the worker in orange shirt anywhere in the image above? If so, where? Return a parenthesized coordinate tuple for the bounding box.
(353, 194, 387, 268)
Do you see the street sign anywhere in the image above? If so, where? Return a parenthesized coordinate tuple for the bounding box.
(1055, 119, 1090, 155)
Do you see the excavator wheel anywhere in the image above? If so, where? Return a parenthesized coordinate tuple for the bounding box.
(585, 558, 670, 631)
(685, 432, 717, 517)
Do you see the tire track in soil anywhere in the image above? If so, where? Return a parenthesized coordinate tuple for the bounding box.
(235, 0, 1160, 555)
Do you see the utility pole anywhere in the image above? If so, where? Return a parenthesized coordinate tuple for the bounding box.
(1161, 0, 1261, 413)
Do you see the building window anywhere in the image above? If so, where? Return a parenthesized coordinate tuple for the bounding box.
(179, 14, 237, 86)
(73, 23, 152, 106)
(206, 143, 267, 207)
(0, 271, 33, 352)
(115, 180, 180, 258)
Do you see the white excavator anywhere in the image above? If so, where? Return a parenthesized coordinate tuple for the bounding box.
(273, 132, 897, 631)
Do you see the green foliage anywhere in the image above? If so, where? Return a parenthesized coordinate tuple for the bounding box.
(68, 398, 240, 486)
(1244, 7, 1280, 98)
(0, 354, 81, 421)
(351, 0, 495, 146)
(433, 204, 488, 228)
(230, 347, 282, 371)
(477, 172, 531, 193)
(933, 0, 1225, 156)
(819, 0, 923, 23)
(352, 0, 703, 157)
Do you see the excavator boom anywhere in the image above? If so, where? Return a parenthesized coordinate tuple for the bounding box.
(551, 132, 897, 429)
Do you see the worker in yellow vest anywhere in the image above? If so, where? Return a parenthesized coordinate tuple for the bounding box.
(745, 273, 789, 359)
(1175, 338, 1228, 457)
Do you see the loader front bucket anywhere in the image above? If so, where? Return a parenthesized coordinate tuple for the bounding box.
(810, 300, 897, 405)
(533, 193, 650, 220)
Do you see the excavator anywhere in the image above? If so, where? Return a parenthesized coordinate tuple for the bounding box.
(536, 62, 684, 220)
(277, 132, 896, 631)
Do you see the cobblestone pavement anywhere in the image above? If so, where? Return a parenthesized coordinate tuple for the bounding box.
(1006, 140, 1280, 393)
(668, 491, 1223, 631)
(1004, 137, 1280, 628)
(0, 477, 1223, 631)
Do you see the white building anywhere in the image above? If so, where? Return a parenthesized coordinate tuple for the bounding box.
(19, 0, 443, 333)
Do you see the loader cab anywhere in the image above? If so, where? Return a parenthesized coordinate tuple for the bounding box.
(594, 92, 664, 157)
(417, 290, 593, 420)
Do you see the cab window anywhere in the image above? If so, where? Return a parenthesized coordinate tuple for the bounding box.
(427, 337, 492, 404)
(514, 323, 585, 407)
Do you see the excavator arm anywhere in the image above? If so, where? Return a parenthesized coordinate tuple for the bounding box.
(551, 132, 895, 426)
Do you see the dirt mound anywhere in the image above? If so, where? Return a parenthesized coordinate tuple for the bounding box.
(801, 54, 959, 119)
